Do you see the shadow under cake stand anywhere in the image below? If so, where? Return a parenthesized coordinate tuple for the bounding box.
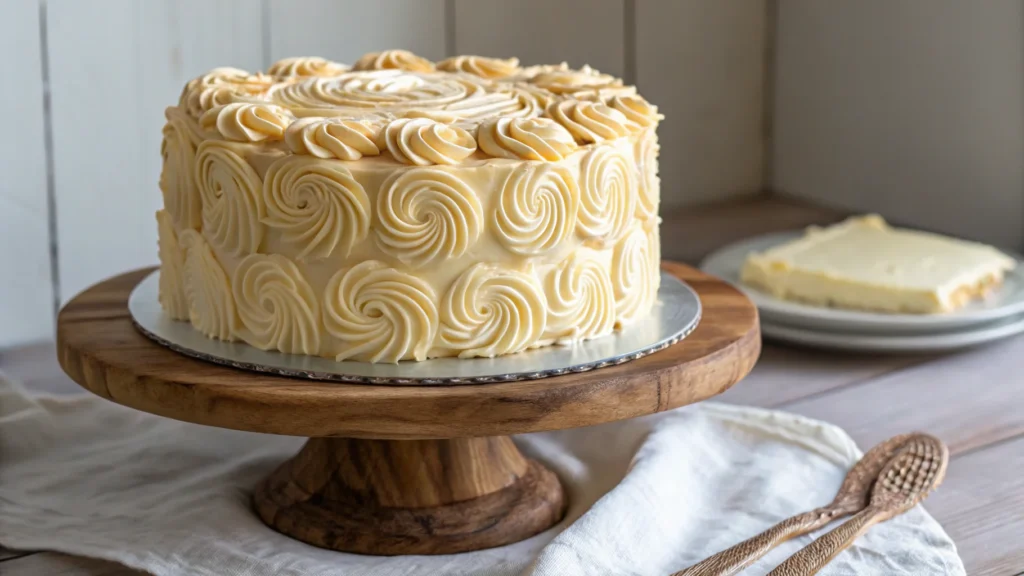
(55, 261, 760, 556)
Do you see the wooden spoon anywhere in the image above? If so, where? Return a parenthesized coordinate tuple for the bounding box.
(768, 434, 949, 575)
(673, 433, 914, 576)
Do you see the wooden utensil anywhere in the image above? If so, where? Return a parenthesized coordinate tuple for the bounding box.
(673, 433, 914, 576)
(768, 434, 949, 575)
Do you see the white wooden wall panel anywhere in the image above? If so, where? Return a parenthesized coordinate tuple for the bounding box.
(453, 0, 625, 77)
(773, 0, 1024, 247)
(0, 0, 53, 346)
(268, 0, 448, 65)
(47, 0, 264, 304)
(636, 0, 767, 209)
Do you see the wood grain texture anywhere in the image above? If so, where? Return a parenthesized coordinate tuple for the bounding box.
(927, 436, 1024, 576)
(253, 436, 564, 554)
(268, 0, 447, 64)
(635, 0, 767, 208)
(55, 261, 761, 439)
(46, 0, 264, 304)
(717, 344, 928, 408)
(773, 0, 1024, 248)
(0, 0, 53, 346)
(768, 435, 948, 575)
(782, 335, 1024, 455)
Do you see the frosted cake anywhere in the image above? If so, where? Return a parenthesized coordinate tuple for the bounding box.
(156, 50, 663, 362)
(741, 215, 1015, 314)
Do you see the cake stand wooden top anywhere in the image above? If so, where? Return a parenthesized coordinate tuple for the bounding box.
(56, 261, 760, 439)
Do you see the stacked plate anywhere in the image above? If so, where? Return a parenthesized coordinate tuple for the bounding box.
(701, 232, 1024, 353)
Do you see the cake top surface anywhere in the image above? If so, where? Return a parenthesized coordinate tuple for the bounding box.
(746, 215, 1016, 291)
(172, 50, 662, 165)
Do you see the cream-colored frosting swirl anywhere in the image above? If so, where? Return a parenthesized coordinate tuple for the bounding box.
(384, 118, 476, 165)
(375, 169, 482, 267)
(284, 116, 384, 160)
(180, 69, 276, 119)
(499, 85, 554, 119)
(268, 56, 348, 77)
(323, 261, 438, 363)
(231, 253, 320, 354)
(262, 155, 370, 260)
(179, 229, 237, 341)
(437, 55, 520, 79)
(544, 100, 631, 144)
(635, 129, 660, 218)
(271, 71, 484, 113)
(200, 103, 294, 142)
(439, 263, 546, 358)
(195, 141, 265, 256)
(493, 163, 578, 255)
(608, 94, 662, 130)
(611, 226, 655, 327)
(353, 49, 435, 72)
(578, 145, 636, 243)
(156, 210, 189, 320)
(530, 65, 622, 94)
(160, 108, 203, 231)
(543, 253, 615, 344)
(477, 117, 578, 161)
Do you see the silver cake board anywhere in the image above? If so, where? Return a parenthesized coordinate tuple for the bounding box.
(129, 270, 701, 386)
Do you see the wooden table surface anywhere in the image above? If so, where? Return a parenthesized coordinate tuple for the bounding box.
(3, 196, 1023, 575)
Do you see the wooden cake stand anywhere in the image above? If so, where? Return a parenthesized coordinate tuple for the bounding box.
(56, 261, 759, 556)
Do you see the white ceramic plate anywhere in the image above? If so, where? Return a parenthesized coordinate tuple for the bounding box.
(760, 313, 1024, 353)
(700, 231, 1024, 334)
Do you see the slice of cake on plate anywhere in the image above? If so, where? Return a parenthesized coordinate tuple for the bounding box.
(741, 215, 1016, 314)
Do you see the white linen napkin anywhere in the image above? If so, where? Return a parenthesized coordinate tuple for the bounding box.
(0, 374, 964, 575)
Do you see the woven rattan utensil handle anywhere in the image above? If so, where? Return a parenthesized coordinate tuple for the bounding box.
(673, 508, 834, 576)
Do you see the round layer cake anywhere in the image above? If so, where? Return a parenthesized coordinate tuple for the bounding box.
(156, 50, 663, 363)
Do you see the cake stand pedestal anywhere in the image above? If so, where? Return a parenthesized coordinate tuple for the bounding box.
(56, 261, 760, 556)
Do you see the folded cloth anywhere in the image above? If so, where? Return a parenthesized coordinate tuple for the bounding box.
(0, 374, 963, 576)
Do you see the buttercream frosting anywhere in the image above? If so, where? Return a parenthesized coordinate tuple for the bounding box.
(437, 55, 520, 79)
(194, 140, 265, 256)
(157, 50, 663, 363)
(439, 263, 546, 358)
(493, 163, 578, 255)
(353, 49, 435, 72)
(268, 56, 348, 77)
(156, 210, 189, 320)
(323, 261, 438, 363)
(285, 116, 384, 160)
(232, 253, 321, 354)
(544, 252, 616, 344)
(374, 168, 483, 267)
(262, 155, 370, 260)
(179, 229, 237, 341)
(200, 103, 294, 142)
(384, 117, 477, 165)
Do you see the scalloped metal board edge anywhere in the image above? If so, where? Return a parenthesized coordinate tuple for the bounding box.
(128, 270, 701, 385)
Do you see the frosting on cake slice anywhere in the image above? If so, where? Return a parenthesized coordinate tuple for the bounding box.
(741, 215, 1016, 314)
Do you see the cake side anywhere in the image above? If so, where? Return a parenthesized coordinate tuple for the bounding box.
(741, 215, 1016, 314)
(156, 51, 663, 362)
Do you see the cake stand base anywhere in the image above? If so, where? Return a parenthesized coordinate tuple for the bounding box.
(253, 437, 564, 555)
(56, 263, 759, 557)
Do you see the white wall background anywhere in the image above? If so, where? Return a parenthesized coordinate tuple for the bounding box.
(6, 0, 1024, 348)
